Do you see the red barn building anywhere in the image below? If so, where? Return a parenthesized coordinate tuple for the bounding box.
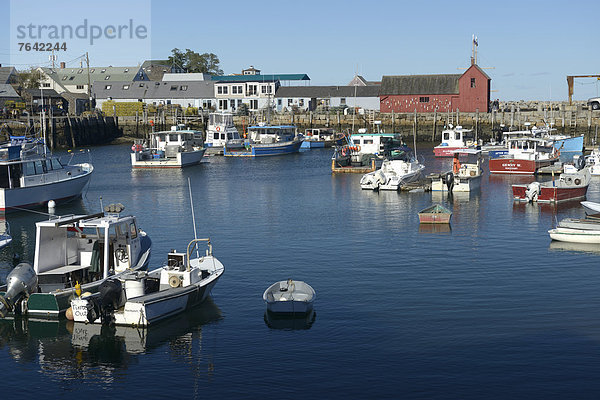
(379, 63, 490, 113)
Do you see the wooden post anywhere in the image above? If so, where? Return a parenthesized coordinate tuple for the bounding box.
(413, 109, 417, 158)
(475, 109, 479, 143)
(135, 111, 139, 137)
(456, 108, 460, 125)
(432, 108, 437, 141)
(392, 110, 395, 133)
(589, 109, 592, 143)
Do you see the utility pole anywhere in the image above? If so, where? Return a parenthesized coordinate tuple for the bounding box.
(86, 52, 92, 112)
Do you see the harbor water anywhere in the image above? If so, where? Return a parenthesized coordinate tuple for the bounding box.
(0, 144, 599, 399)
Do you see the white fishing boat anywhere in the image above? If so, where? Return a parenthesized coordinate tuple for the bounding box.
(204, 112, 244, 155)
(331, 129, 406, 173)
(431, 149, 483, 192)
(224, 125, 303, 157)
(360, 148, 424, 191)
(0, 136, 93, 212)
(263, 279, 315, 315)
(548, 226, 600, 244)
(433, 125, 475, 157)
(131, 124, 206, 168)
(70, 238, 224, 326)
(0, 204, 152, 318)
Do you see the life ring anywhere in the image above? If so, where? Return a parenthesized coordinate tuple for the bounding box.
(574, 178, 581, 185)
(216, 126, 221, 132)
(341, 148, 347, 156)
(356, 145, 361, 152)
(131, 145, 136, 152)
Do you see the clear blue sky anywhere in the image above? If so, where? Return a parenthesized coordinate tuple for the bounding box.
(1, 0, 599, 101)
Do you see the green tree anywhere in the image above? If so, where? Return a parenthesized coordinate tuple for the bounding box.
(18, 68, 43, 89)
(168, 48, 224, 75)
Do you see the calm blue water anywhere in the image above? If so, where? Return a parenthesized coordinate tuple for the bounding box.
(0, 144, 600, 399)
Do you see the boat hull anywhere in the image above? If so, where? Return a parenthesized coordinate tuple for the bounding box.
(0, 163, 93, 212)
(553, 135, 584, 153)
(512, 184, 588, 203)
(224, 140, 303, 157)
(549, 228, 600, 244)
(431, 175, 481, 192)
(433, 146, 469, 157)
(489, 157, 558, 174)
(131, 148, 206, 168)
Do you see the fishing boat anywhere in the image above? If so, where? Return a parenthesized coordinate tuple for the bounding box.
(263, 279, 315, 315)
(488, 137, 559, 174)
(431, 149, 483, 192)
(0, 136, 93, 212)
(332, 130, 406, 173)
(131, 124, 206, 168)
(511, 164, 591, 203)
(301, 128, 343, 149)
(433, 125, 476, 157)
(360, 148, 424, 191)
(418, 204, 452, 224)
(70, 238, 224, 326)
(581, 200, 600, 215)
(204, 112, 244, 155)
(223, 125, 303, 157)
(0, 204, 152, 318)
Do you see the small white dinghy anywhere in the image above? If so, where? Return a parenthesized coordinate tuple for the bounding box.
(263, 279, 315, 315)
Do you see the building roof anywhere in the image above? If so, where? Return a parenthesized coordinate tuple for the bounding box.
(380, 74, 461, 95)
(40, 66, 147, 87)
(348, 75, 380, 87)
(0, 67, 17, 84)
(162, 73, 212, 81)
(0, 84, 20, 98)
(92, 80, 215, 99)
(212, 74, 310, 83)
(23, 88, 62, 99)
(468, 64, 491, 80)
(275, 85, 380, 98)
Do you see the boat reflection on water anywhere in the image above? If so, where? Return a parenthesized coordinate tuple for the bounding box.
(0, 298, 221, 374)
(512, 198, 584, 216)
(264, 309, 316, 330)
(418, 223, 452, 234)
(548, 240, 600, 255)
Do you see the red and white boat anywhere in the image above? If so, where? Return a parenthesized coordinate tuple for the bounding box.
(489, 137, 558, 174)
(512, 165, 591, 203)
(433, 125, 475, 157)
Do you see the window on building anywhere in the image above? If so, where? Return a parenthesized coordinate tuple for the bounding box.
(42, 83, 51, 88)
(230, 99, 235, 109)
(180, 85, 188, 91)
(217, 86, 223, 94)
(139, 83, 145, 87)
(124, 68, 129, 73)
(340, 98, 346, 105)
(247, 85, 257, 96)
(250, 99, 258, 109)
(76, 85, 84, 89)
(288, 99, 293, 106)
(299, 99, 304, 107)
(170, 85, 178, 91)
(69, 76, 75, 81)
(232, 86, 238, 94)
(222, 86, 228, 94)
(101, 69, 106, 73)
(77, 69, 83, 74)
(261, 85, 267, 94)
(219, 99, 228, 110)
(237, 99, 243, 107)
(471, 78, 476, 88)
(62, 76, 68, 81)
(105, 85, 111, 90)
(105, 75, 110, 80)
(278, 99, 282, 106)
(419, 97, 429, 103)
(123, 85, 129, 90)
(90, 69, 95, 73)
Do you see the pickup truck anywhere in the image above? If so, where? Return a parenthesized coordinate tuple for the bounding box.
(588, 97, 600, 110)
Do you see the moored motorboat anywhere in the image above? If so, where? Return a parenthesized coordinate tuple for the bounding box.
(224, 125, 303, 157)
(581, 200, 600, 215)
(131, 124, 206, 168)
(433, 125, 475, 157)
(301, 128, 342, 148)
(360, 148, 424, 191)
(431, 149, 483, 192)
(71, 238, 224, 326)
(263, 279, 315, 315)
(0, 136, 93, 212)
(0, 204, 152, 318)
(584, 147, 600, 176)
(512, 163, 591, 203)
(418, 204, 452, 224)
(332, 130, 406, 173)
(204, 112, 244, 155)
(548, 226, 600, 244)
(489, 137, 559, 175)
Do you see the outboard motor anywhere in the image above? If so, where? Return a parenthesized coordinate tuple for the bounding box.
(575, 154, 586, 171)
(525, 181, 541, 202)
(445, 172, 454, 192)
(0, 263, 38, 318)
(87, 279, 124, 325)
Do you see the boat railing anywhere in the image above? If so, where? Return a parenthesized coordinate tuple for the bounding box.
(186, 238, 212, 271)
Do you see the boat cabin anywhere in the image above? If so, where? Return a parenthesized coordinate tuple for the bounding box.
(349, 132, 404, 156)
(33, 211, 144, 292)
(150, 125, 204, 155)
(304, 128, 336, 141)
(247, 125, 297, 143)
(439, 126, 475, 148)
(207, 113, 242, 147)
(452, 149, 482, 176)
(506, 138, 555, 160)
